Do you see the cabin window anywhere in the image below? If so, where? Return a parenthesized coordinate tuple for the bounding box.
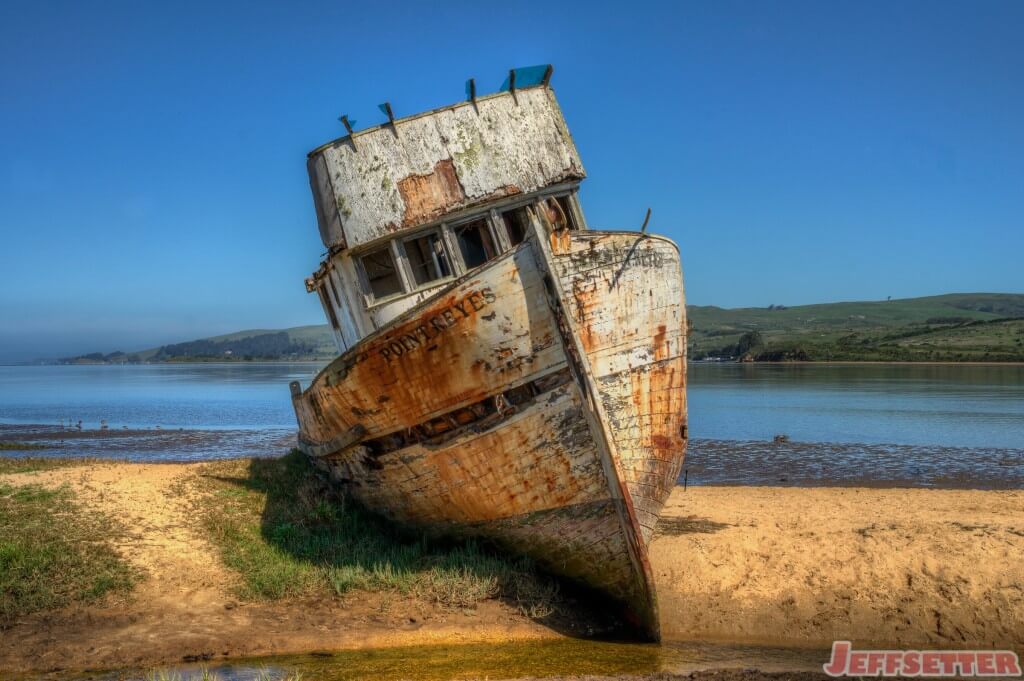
(404, 232, 452, 287)
(454, 218, 498, 268)
(359, 246, 403, 301)
(501, 207, 530, 246)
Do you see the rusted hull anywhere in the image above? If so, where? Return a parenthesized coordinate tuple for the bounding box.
(292, 231, 686, 640)
(550, 232, 688, 546)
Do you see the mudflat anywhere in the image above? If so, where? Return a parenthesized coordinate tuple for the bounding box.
(1, 461, 1022, 674)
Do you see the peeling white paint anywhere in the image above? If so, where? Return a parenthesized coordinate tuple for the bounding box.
(309, 88, 585, 250)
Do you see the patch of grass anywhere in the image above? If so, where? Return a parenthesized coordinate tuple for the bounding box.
(0, 442, 49, 451)
(0, 456, 94, 474)
(192, 451, 558, 615)
(0, 480, 137, 624)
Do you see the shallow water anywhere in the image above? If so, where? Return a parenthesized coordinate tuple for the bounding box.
(0, 363, 320, 431)
(56, 638, 828, 680)
(690, 363, 1024, 449)
(1, 363, 1022, 486)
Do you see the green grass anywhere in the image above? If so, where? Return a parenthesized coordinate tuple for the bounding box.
(0, 442, 48, 451)
(191, 451, 559, 615)
(0, 456, 93, 474)
(0, 481, 137, 624)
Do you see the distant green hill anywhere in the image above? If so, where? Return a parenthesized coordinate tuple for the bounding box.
(60, 326, 338, 364)
(136, 325, 338, 362)
(60, 293, 1024, 364)
(688, 293, 1024, 362)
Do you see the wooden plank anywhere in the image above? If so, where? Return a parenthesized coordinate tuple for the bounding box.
(551, 232, 688, 548)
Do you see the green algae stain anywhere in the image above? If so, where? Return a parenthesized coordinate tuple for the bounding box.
(336, 196, 352, 219)
(454, 140, 482, 171)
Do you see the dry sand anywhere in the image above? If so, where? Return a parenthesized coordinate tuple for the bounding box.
(1, 461, 1022, 674)
(654, 486, 1024, 647)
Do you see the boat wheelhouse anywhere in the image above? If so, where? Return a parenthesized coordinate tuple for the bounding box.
(305, 70, 586, 350)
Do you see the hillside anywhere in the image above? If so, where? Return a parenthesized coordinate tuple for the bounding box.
(58, 293, 1024, 364)
(688, 293, 1024, 362)
(60, 326, 338, 364)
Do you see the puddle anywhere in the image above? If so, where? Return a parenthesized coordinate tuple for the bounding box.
(52, 638, 828, 680)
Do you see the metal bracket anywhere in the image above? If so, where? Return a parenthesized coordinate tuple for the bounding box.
(338, 115, 357, 150)
(379, 101, 397, 136)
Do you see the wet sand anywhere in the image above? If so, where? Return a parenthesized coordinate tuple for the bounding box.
(1, 461, 1022, 675)
(0, 424, 296, 461)
(7, 424, 1023, 489)
(685, 438, 1024, 489)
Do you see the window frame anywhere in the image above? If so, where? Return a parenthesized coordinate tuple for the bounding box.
(495, 204, 532, 248)
(355, 241, 407, 305)
(449, 214, 501, 272)
(350, 183, 586, 309)
(399, 227, 456, 292)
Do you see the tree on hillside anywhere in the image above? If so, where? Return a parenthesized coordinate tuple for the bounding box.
(735, 331, 764, 356)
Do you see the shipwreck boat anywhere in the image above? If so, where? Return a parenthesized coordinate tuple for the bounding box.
(290, 65, 687, 640)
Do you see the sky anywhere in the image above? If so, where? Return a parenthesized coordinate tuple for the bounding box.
(1, 1, 1022, 362)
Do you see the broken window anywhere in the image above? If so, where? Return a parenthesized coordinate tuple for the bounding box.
(455, 218, 498, 269)
(404, 232, 452, 287)
(359, 246, 403, 301)
(501, 207, 530, 246)
(539, 195, 578, 231)
(556, 195, 578, 230)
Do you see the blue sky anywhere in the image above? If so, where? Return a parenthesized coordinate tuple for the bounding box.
(1, 0, 1022, 362)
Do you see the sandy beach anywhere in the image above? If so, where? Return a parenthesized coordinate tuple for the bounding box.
(1, 460, 1022, 674)
(654, 487, 1024, 647)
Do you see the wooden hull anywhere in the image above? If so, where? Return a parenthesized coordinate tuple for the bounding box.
(291, 230, 687, 640)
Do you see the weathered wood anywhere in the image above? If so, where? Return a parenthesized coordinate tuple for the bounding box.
(526, 215, 663, 639)
(293, 247, 567, 445)
(308, 88, 585, 250)
(296, 424, 366, 459)
(550, 231, 688, 547)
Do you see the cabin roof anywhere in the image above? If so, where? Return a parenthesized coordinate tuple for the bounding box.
(307, 82, 585, 251)
(308, 85, 542, 158)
